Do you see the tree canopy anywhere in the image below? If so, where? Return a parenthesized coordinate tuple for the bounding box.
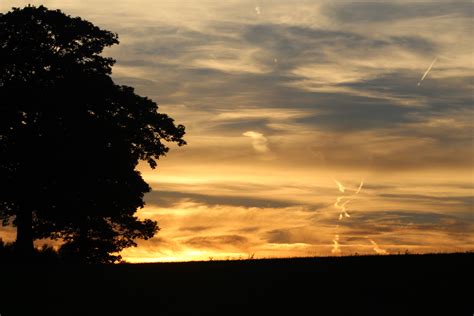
(0, 5, 186, 263)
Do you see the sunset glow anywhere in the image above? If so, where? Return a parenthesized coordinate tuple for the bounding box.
(1, 0, 472, 262)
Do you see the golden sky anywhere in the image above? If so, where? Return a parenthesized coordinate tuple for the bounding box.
(1, 0, 473, 262)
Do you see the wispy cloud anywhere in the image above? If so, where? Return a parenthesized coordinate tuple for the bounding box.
(243, 131, 270, 153)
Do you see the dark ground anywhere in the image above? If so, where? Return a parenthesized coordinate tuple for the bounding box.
(1, 253, 473, 316)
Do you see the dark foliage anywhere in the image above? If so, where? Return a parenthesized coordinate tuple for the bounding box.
(0, 5, 185, 262)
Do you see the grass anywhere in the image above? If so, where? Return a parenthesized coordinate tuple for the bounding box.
(1, 252, 472, 316)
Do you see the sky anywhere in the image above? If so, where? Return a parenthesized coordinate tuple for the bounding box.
(1, 0, 473, 262)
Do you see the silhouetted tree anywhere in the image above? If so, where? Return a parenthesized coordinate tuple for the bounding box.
(0, 6, 186, 262)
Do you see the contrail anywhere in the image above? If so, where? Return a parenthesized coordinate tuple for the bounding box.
(355, 180, 364, 195)
(334, 180, 363, 220)
(369, 239, 388, 255)
(335, 197, 351, 220)
(334, 179, 345, 193)
(417, 57, 437, 86)
(330, 180, 364, 255)
(331, 234, 341, 255)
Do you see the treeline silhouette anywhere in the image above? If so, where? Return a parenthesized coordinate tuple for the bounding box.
(0, 238, 132, 264)
(0, 238, 61, 263)
(0, 5, 185, 263)
(0, 252, 472, 315)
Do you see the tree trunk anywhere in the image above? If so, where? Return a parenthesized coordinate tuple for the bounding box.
(16, 208, 34, 259)
(78, 216, 89, 263)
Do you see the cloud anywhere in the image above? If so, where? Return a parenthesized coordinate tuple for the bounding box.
(144, 189, 305, 209)
(1, 0, 473, 261)
(184, 235, 249, 250)
(330, 210, 474, 238)
(0, 226, 16, 243)
(266, 227, 326, 244)
(179, 225, 213, 233)
(243, 131, 269, 153)
(323, 2, 473, 23)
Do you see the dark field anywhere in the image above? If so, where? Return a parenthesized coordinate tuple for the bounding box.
(1, 253, 473, 316)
